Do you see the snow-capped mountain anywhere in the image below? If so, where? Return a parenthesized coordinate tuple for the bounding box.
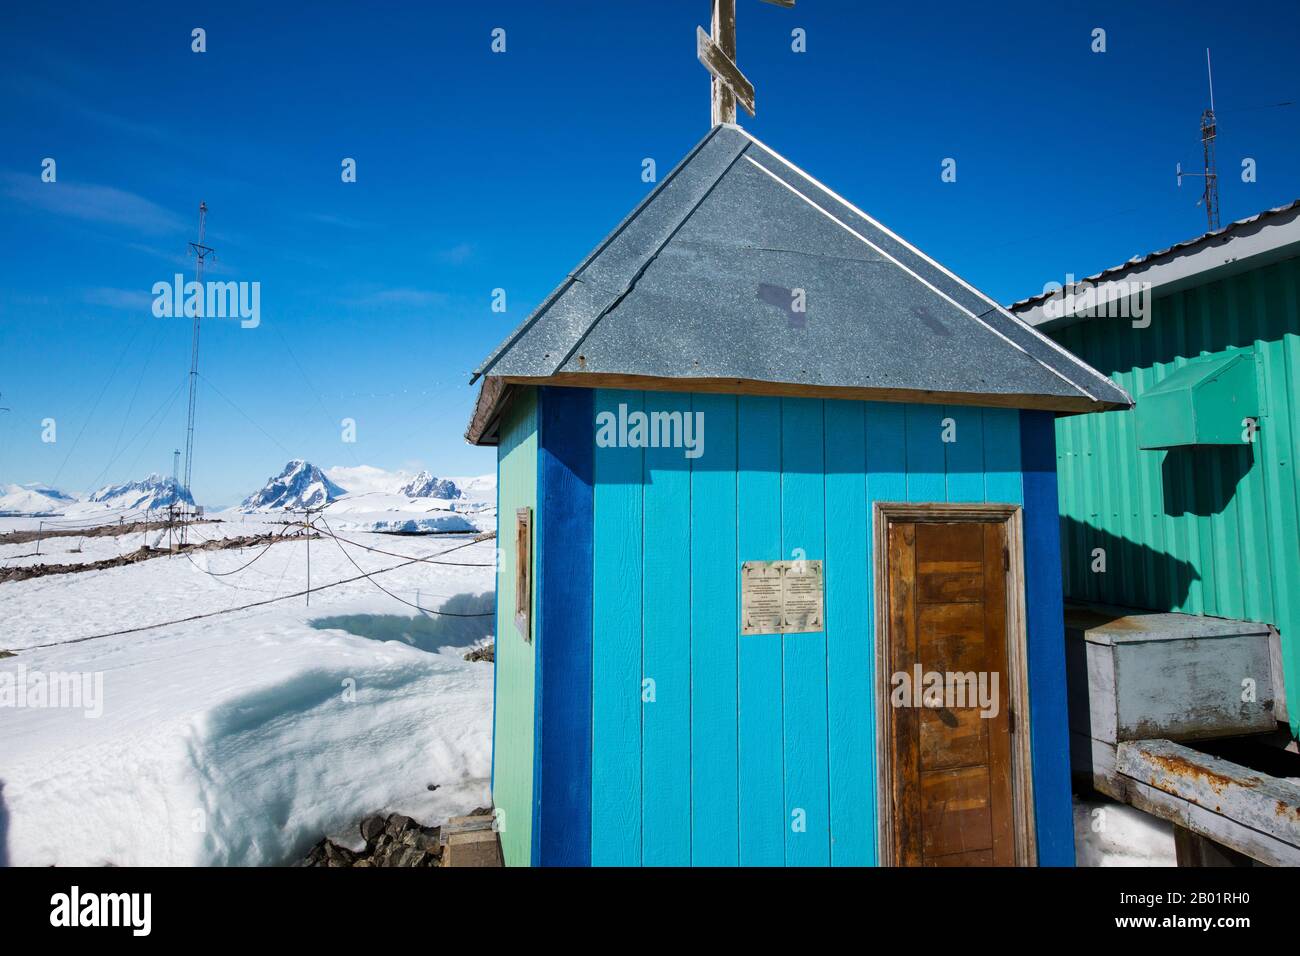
(0, 483, 77, 516)
(398, 471, 461, 500)
(448, 474, 495, 499)
(88, 475, 194, 511)
(240, 460, 347, 511)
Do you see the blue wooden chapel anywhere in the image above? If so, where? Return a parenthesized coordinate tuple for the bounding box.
(465, 123, 1130, 867)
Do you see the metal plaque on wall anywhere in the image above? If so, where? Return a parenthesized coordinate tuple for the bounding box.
(741, 560, 824, 635)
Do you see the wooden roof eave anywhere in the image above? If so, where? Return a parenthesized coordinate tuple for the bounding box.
(465, 371, 1131, 445)
(465, 375, 511, 447)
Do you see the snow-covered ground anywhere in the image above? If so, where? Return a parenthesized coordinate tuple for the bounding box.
(0, 465, 497, 537)
(321, 492, 492, 535)
(1074, 794, 1176, 866)
(0, 516, 497, 867)
(0, 513, 299, 570)
(0, 464, 497, 575)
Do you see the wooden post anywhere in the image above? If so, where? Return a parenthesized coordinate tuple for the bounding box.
(305, 509, 311, 607)
(698, 0, 791, 126)
(711, 0, 737, 126)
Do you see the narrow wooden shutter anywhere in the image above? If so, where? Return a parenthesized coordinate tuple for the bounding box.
(515, 507, 532, 641)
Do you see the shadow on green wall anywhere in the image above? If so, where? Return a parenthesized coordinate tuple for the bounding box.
(1160, 445, 1255, 517)
(1059, 517, 1201, 613)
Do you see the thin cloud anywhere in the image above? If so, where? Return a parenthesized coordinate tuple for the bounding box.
(82, 287, 154, 311)
(2, 173, 186, 235)
(8, 70, 171, 145)
(347, 288, 449, 308)
(305, 212, 371, 230)
(434, 242, 476, 266)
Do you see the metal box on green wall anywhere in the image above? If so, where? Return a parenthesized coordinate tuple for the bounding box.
(1135, 350, 1259, 449)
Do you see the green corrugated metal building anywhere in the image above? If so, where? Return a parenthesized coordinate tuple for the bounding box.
(1011, 200, 1300, 735)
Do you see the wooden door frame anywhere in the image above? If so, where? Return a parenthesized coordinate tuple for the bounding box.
(872, 502, 1038, 867)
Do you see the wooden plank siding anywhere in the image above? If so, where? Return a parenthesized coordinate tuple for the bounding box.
(824, 399, 873, 865)
(640, 392, 693, 866)
(737, 395, 785, 865)
(1020, 409, 1076, 865)
(689, 393, 740, 865)
(1050, 255, 1300, 736)
(534, 387, 594, 866)
(578, 386, 1068, 865)
(491, 389, 539, 867)
(780, 399, 831, 865)
(590, 390, 644, 865)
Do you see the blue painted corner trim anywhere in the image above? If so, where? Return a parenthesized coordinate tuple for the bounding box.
(1019, 409, 1075, 866)
(534, 386, 595, 866)
(490, 428, 501, 798)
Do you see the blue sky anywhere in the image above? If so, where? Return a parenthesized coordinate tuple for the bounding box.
(1, 1, 1297, 505)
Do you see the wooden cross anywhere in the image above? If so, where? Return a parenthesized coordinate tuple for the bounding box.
(696, 0, 794, 126)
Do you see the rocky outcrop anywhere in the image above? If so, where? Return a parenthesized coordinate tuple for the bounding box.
(241, 460, 346, 511)
(300, 812, 443, 868)
(298, 807, 495, 867)
(399, 471, 462, 500)
(89, 474, 194, 511)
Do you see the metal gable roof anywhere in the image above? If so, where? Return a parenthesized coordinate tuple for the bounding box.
(467, 125, 1130, 444)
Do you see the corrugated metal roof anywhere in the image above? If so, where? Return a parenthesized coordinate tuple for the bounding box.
(468, 125, 1130, 443)
(1010, 199, 1300, 313)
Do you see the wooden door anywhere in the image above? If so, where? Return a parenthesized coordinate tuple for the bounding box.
(884, 519, 1016, 866)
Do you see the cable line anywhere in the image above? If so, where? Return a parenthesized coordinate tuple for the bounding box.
(311, 523, 495, 566)
(181, 527, 300, 577)
(315, 514, 494, 618)
(19, 536, 494, 650)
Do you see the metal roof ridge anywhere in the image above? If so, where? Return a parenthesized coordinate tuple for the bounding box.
(471, 124, 739, 383)
(1008, 198, 1300, 312)
(732, 127, 1127, 404)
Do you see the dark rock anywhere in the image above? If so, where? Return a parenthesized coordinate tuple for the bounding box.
(324, 842, 358, 867)
(299, 837, 358, 868)
(298, 839, 331, 867)
(299, 810, 457, 867)
(386, 813, 416, 834)
(464, 643, 494, 663)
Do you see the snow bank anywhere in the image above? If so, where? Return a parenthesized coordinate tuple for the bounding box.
(1073, 794, 1176, 866)
(0, 525, 497, 867)
(321, 491, 491, 534)
(0, 618, 492, 867)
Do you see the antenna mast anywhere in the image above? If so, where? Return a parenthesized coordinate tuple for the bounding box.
(1201, 49, 1221, 231)
(1176, 50, 1220, 233)
(181, 201, 214, 542)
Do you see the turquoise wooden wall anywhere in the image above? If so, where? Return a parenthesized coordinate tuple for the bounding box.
(589, 388, 1028, 865)
(491, 390, 538, 867)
